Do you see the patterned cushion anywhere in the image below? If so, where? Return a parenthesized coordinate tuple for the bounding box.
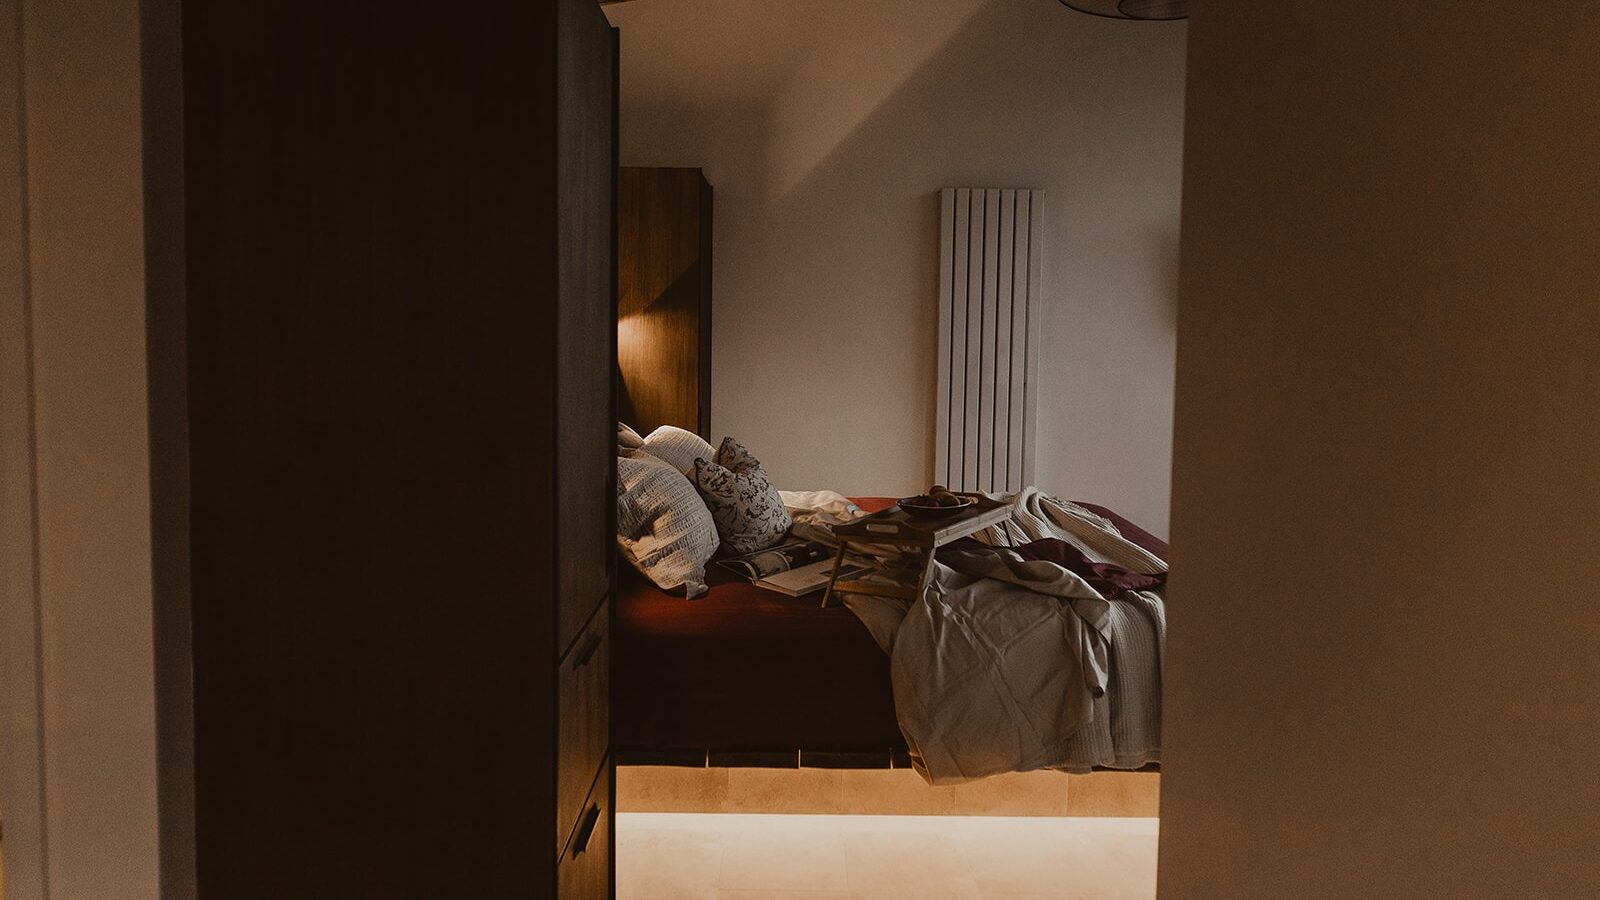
(693, 437, 793, 555)
(636, 425, 714, 477)
(617, 453, 719, 597)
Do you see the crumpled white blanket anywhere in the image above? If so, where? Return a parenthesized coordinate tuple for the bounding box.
(779, 490, 906, 568)
(791, 488, 1167, 784)
(889, 549, 1113, 783)
(778, 489, 861, 528)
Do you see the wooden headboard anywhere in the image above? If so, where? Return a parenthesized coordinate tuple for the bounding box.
(616, 167, 712, 437)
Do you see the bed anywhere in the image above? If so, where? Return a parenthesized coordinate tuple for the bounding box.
(614, 497, 1168, 769)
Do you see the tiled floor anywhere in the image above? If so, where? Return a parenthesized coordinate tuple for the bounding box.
(616, 812, 1159, 899)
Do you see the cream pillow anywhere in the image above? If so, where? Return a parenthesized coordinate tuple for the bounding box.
(617, 453, 719, 597)
(635, 425, 714, 477)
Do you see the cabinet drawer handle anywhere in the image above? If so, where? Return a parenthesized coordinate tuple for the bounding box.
(571, 803, 602, 857)
(570, 631, 603, 670)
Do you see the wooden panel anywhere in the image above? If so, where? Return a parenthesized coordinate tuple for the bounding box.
(180, 0, 614, 896)
(697, 175, 714, 435)
(557, 599, 610, 858)
(557, 0, 618, 655)
(0, 7, 45, 892)
(616, 748, 708, 767)
(617, 167, 712, 437)
(708, 750, 800, 768)
(141, 0, 197, 891)
(558, 761, 613, 900)
(799, 750, 896, 770)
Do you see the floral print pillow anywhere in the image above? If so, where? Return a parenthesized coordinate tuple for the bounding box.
(693, 437, 793, 554)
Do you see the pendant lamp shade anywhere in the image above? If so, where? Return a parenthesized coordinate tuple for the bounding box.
(1058, 0, 1186, 21)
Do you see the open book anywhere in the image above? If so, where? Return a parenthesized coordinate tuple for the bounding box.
(717, 539, 869, 596)
(717, 539, 830, 581)
(751, 558, 871, 597)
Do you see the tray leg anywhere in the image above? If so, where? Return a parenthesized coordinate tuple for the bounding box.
(914, 546, 937, 598)
(820, 542, 849, 608)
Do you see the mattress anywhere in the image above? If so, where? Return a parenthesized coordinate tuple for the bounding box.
(613, 497, 1166, 761)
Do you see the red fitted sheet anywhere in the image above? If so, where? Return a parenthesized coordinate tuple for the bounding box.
(615, 498, 903, 757)
(613, 497, 1165, 757)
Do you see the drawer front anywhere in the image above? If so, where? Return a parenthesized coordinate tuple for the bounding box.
(557, 599, 610, 855)
(558, 759, 612, 900)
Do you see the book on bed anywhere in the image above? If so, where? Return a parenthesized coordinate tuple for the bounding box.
(717, 539, 867, 596)
(717, 539, 828, 580)
(752, 558, 870, 597)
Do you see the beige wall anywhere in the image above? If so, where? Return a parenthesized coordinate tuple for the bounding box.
(607, 0, 1186, 536)
(1160, 4, 1600, 898)
(0, 0, 162, 897)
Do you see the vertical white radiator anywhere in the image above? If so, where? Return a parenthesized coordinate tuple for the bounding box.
(936, 188, 1044, 493)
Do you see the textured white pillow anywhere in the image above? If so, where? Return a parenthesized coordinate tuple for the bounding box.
(635, 425, 714, 477)
(617, 453, 719, 597)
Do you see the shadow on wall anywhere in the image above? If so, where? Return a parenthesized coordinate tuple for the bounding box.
(1148, 225, 1181, 329)
(617, 0, 1185, 534)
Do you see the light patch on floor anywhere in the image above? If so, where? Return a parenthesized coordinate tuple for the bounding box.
(617, 812, 1159, 899)
(618, 766, 1160, 818)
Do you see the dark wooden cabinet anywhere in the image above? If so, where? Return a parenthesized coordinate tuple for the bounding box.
(559, 0, 622, 659)
(557, 601, 612, 860)
(162, 0, 618, 897)
(559, 759, 613, 900)
(554, 4, 619, 894)
(617, 167, 714, 437)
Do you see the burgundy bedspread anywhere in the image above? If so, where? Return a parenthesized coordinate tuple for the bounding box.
(613, 496, 1165, 757)
(615, 497, 902, 756)
(615, 578, 904, 757)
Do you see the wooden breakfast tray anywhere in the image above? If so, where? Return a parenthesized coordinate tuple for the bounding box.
(819, 494, 1012, 607)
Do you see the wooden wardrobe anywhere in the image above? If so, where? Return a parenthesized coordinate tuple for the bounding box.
(155, 0, 619, 896)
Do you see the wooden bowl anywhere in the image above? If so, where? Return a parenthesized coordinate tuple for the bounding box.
(897, 496, 975, 518)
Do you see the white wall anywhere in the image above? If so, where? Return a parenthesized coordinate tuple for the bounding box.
(1160, 3, 1600, 897)
(607, 0, 1186, 536)
(0, 1, 162, 897)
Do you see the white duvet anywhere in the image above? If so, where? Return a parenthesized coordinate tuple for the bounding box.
(794, 488, 1168, 784)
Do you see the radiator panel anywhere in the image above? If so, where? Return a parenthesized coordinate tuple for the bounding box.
(936, 187, 1044, 493)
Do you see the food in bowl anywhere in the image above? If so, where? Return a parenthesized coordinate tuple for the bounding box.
(898, 485, 975, 517)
